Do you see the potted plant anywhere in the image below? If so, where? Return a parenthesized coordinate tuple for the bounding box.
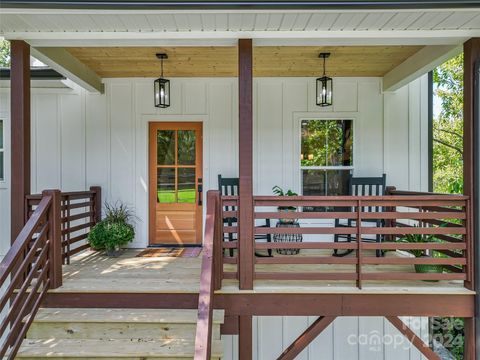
(88, 201, 135, 257)
(272, 186, 298, 224)
(398, 230, 444, 278)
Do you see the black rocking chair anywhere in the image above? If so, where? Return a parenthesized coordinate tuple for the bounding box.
(333, 174, 386, 258)
(218, 175, 272, 257)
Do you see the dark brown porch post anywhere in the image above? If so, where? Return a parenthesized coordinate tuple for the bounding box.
(10, 40, 31, 244)
(238, 39, 254, 291)
(237, 39, 254, 360)
(463, 37, 480, 360)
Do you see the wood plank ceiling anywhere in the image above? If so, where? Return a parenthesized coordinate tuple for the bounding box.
(66, 46, 423, 78)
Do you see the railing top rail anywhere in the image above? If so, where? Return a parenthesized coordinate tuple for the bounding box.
(60, 190, 96, 197)
(0, 195, 52, 285)
(222, 194, 468, 201)
(25, 194, 42, 200)
(27, 189, 97, 200)
(253, 195, 469, 201)
(387, 189, 467, 197)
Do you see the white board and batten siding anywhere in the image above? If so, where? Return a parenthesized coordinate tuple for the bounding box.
(0, 75, 429, 359)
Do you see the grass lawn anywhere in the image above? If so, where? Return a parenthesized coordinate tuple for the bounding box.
(158, 189, 196, 203)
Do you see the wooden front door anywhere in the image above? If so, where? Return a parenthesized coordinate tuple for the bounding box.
(149, 122, 203, 245)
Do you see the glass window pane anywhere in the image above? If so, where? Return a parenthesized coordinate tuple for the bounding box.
(0, 152, 3, 181)
(301, 120, 327, 166)
(157, 168, 175, 203)
(178, 168, 196, 203)
(326, 170, 350, 196)
(302, 169, 326, 196)
(326, 120, 353, 166)
(301, 119, 353, 167)
(157, 130, 175, 165)
(177, 130, 196, 165)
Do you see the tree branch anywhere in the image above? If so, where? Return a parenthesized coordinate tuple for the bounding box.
(433, 138, 463, 156)
(436, 128, 463, 139)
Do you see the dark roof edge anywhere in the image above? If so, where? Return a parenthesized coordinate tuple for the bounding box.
(1, 0, 480, 10)
(0, 68, 65, 80)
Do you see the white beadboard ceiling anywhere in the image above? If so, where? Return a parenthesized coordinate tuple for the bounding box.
(1, 10, 480, 33)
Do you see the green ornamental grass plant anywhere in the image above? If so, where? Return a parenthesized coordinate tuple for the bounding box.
(88, 201, 135, 256)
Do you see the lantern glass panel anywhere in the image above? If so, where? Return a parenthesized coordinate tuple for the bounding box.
(316, 76, 333, 107)
(154, 77, 170, 108)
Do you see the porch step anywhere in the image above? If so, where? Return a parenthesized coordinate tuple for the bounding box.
(17, 308, 224, 359)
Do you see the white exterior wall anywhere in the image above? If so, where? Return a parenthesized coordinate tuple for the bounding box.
(0, 74, 429, 359)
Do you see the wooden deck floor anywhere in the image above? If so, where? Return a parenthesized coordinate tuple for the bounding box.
(52, 249, 474, 295)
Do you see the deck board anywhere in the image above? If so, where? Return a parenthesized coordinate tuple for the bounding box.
(52, 249, 474, 295)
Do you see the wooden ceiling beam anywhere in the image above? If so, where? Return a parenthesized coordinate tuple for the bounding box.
(383, 44, 462, 92)
(31, 47, 104, 93)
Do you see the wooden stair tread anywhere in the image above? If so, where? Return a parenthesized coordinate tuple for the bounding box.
(17, 338, 223, 358)
(33, 308, 224, 324)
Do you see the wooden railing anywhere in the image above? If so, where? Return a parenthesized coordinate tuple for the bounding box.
(25, 186, 102, 264)
(0, 186, 101, 359)
(0, 194, 62, 359)
(194, 190, 222, 360)
(218, 191, 471, 289)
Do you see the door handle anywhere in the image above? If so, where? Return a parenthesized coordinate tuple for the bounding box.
(197, 178, 203, 206)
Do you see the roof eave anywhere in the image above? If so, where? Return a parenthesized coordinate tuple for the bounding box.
(1, 0, 480, 10)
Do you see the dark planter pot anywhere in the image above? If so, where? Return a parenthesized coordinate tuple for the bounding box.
(105, 247, 123, 257)
(414, 255, 443, 282)
(278, 207, 297, 224)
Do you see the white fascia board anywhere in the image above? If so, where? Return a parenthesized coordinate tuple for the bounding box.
(383, 44, 462, 92)
(30, 47, 104, 93)
(0, 8, 475, 14)
(3, 29, 478, 47)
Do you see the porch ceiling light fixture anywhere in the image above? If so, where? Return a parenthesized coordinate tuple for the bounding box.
(154, 53, 170, 108)
(316, 52, 333, 107)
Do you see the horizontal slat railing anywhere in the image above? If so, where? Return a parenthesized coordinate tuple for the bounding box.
(0, 193, 63, 359)
(194, 190, 222, 360)
(25, 186, 102, 264)
(218, 191, 471, 289)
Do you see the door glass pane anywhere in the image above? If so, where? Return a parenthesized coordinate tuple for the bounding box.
(157, 130, 175, 165)
(177, 130, 196, 165)
(178, 168, 196, 203)
(157, 168, 175, 203)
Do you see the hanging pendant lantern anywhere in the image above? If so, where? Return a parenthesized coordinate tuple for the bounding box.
(154, 53, 170, 108)
(316, 52, 333, 107)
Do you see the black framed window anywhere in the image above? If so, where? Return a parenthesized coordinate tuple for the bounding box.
(300, 119, 353, 198)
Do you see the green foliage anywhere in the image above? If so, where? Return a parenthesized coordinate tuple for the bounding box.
(104, 201, 135, 224)
(88, 201, 135, 251)
(272, 186, 298, 197)
(0, 39, 10, 67)
(88, 221, 134, 251)
(397, 230, 438, 258)
(432, 53, 465, 359)
(272, 186, 298, 211)
(432, 53, 464, 194)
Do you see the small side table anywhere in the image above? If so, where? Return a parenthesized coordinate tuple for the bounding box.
(273, 221, 302, 255)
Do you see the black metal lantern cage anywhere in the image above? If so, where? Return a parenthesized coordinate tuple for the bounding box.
(154, 53, 170, 108)
(316, 53, 333, 107)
